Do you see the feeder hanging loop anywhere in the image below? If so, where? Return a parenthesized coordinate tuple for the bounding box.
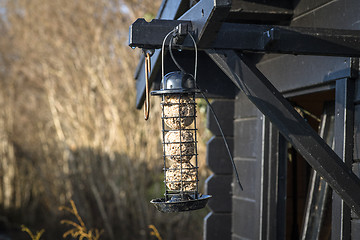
(144, 52, 151, 120)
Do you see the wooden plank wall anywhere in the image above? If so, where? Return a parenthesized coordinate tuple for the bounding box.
(204, 99, 235, 240)
(256, 0, 360, 96)
(291, 1, 360, 239)
(230, 1, 360, 239)
(352, 75, 360, 239)
(231, 93, 266, 239)
(253, 0, 360, 239)
(230, 94, 285, 240)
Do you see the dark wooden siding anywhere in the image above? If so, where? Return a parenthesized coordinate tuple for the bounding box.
(232, 92, 264, 239)
(256, 0, 360, 97)
(232, 92, 286, 240)
(231, 1, 360, 239)
(204, 99, 234, 240)
(354, 105, 360, 162)
(353, 77, 360, 239)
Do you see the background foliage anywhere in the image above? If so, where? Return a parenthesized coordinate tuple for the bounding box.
(0, 0, 210, 239)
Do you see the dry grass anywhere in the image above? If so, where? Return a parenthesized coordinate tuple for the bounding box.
(60, 200, 103, 240)
(149, 225, 163, 240)
(21, 225, 45, 240)
(0, 0, 209, 239)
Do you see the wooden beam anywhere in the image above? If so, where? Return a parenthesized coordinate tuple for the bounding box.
(206, 49, 360, 216)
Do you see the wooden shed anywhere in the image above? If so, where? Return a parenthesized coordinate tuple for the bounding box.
(129, 0, 360, 239)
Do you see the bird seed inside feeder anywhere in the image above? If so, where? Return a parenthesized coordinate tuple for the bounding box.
(163, 95, 195, 129)
(164, 130, 194, 162)
(166, 162, 197, 191)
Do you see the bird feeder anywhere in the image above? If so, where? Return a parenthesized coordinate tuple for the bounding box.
(150, 71, 211, 212)
(138, 26, 242, 211)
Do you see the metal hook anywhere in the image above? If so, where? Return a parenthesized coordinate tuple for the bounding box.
(144, 52, 151, 120)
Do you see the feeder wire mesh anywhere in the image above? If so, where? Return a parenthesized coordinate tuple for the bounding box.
(161, 93, 199, 201)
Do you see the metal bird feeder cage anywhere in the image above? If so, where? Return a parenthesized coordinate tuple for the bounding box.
(150, 71, 211, 212)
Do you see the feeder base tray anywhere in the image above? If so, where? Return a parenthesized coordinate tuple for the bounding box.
(150, 195, 212, 213)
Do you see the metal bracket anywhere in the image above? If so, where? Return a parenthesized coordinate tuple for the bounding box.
(262, 28, 280, 49)
(142, 48, 155, 57)
(172, 23, 190, 46)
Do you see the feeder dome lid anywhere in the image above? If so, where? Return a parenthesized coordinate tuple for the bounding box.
(162, 71, 195, 90)
(151, 71, 200, 95)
